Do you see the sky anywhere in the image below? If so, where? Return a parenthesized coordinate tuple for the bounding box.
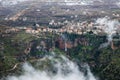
(0, 0, 120, 6)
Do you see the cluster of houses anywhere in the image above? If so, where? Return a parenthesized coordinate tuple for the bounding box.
(3, 19, 120, 37)
(22, 21, 104, 35)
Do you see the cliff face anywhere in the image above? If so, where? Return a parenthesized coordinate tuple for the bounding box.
(55, 36, 90, 51)
(55, 37, 73, 50)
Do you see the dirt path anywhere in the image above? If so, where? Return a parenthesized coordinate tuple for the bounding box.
(0, 57, 46, 73)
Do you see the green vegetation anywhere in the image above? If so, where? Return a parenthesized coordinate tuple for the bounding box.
(2, 56, 17, 70)
(13, 31, 36, 43)
(0, 29, 120, 80)
(64, 33, 120, 80)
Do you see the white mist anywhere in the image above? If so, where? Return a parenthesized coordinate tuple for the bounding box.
(6, 54, 97, 80)
(96, 17, 120, 48)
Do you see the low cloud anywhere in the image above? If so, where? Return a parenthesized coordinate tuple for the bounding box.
(96, 17, 120, 48)
(5, 54, 97, 80)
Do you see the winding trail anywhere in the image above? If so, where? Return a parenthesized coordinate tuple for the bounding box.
(0, 57, 46, 73)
